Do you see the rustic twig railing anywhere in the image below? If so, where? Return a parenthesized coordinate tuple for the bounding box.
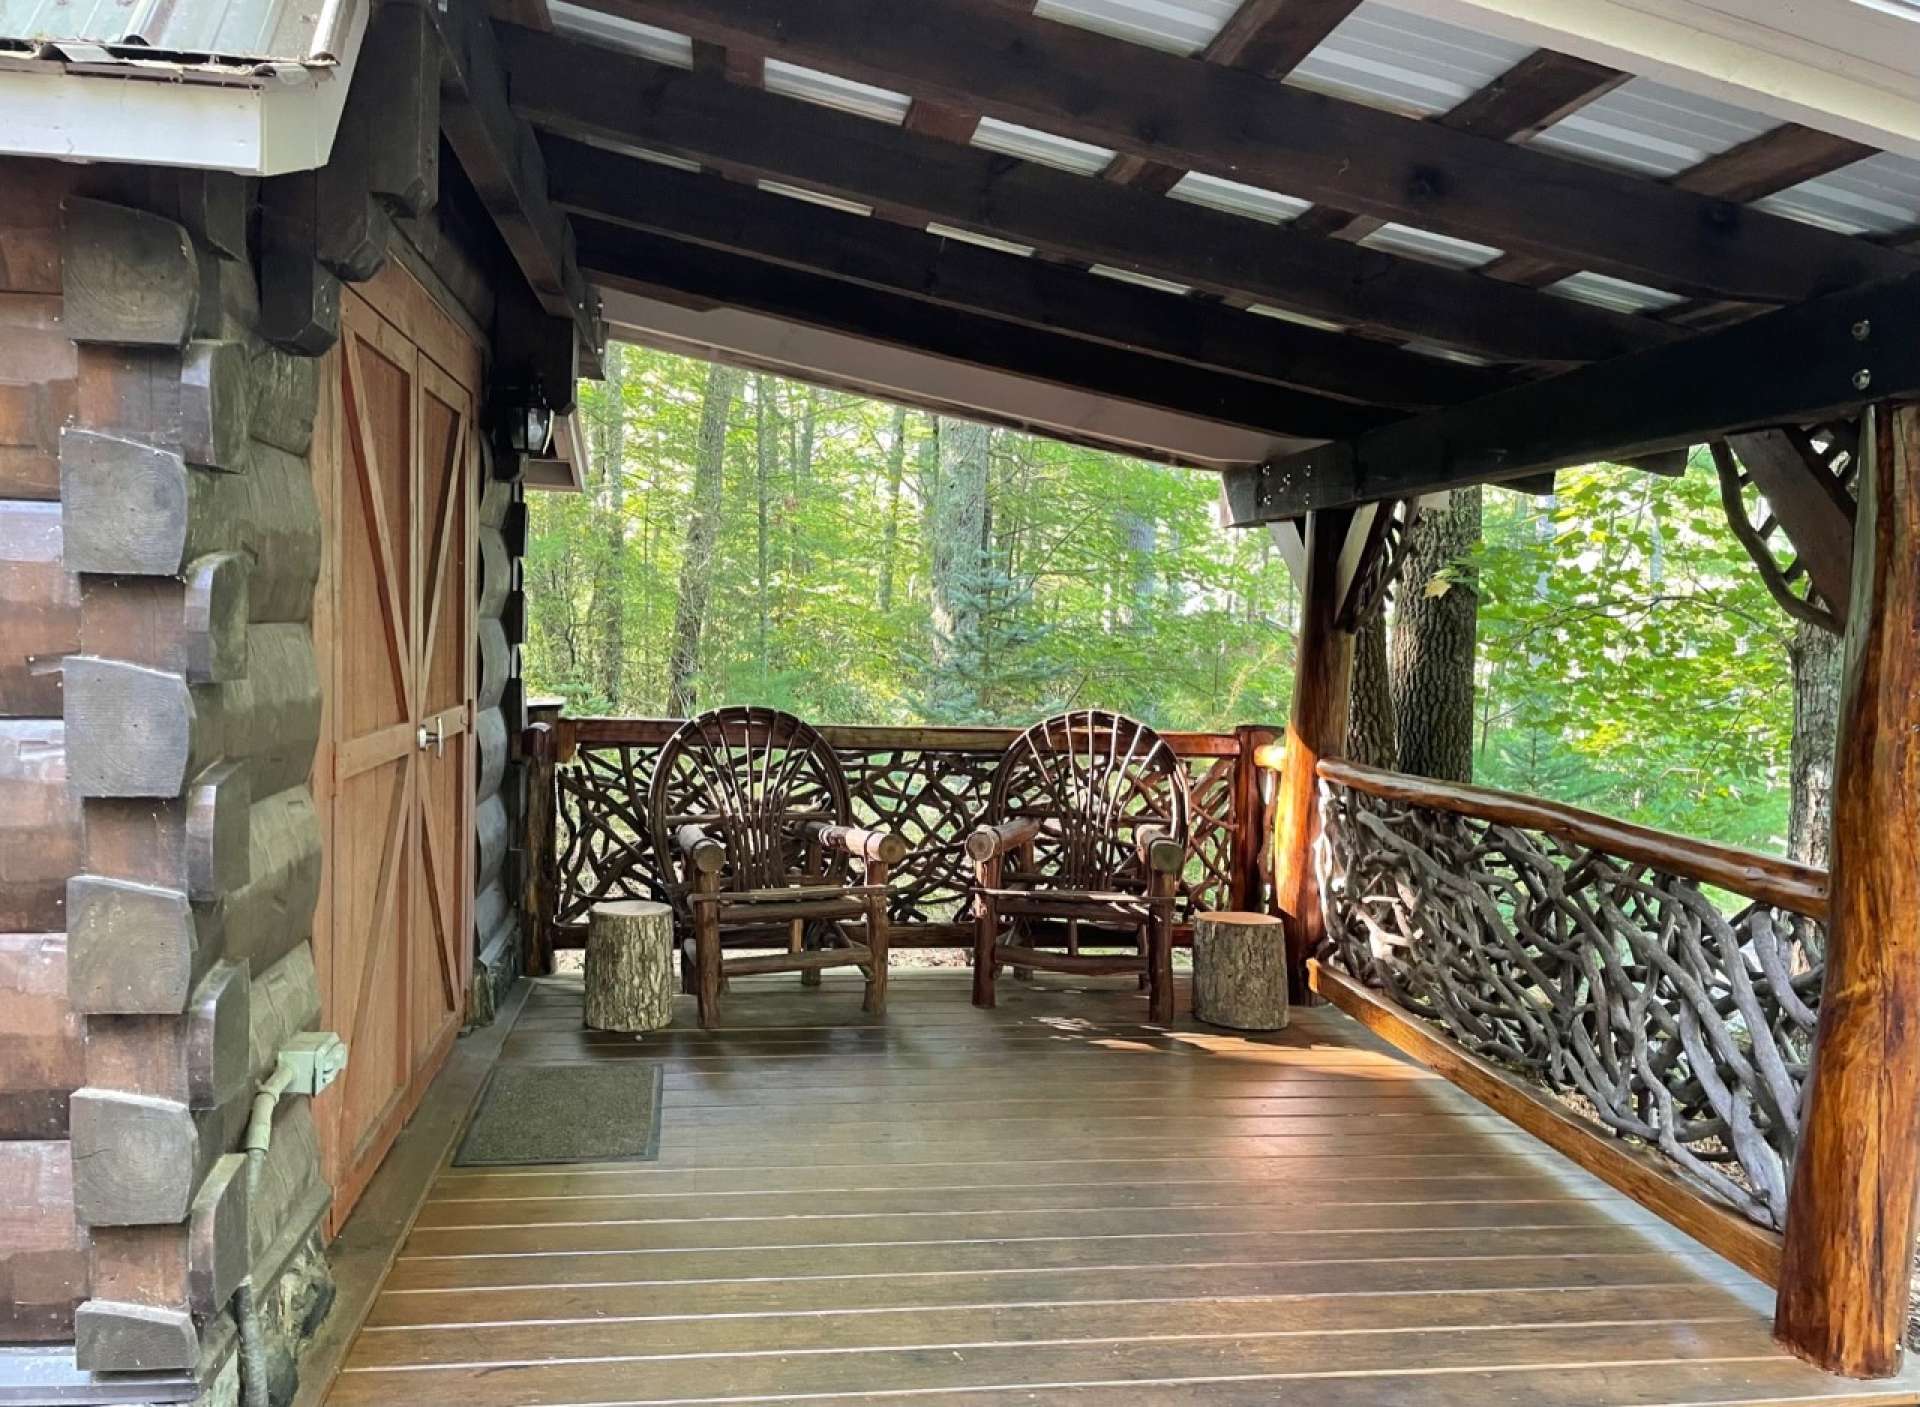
(525, 715, 1279, 952)
(1313, 758, 1827, 1239)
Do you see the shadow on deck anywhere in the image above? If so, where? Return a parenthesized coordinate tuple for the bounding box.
(319, 970, 1920, 1406)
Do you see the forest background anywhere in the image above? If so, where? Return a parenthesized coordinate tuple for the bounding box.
(524, 341, 1839, 867)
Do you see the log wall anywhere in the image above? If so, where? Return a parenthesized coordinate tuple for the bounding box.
(472, 468, 529, 1019)
(0, 155, 348, 1384)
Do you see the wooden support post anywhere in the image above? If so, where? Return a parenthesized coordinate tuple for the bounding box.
(517, 722, 557, 976)
(1775, 403, 1920, 1379)
(1273, 509, 1358, 1002)
(1228, 723, 1276, 913)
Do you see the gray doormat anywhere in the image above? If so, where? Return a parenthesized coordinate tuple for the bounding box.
(454, 1062, 664, 1166)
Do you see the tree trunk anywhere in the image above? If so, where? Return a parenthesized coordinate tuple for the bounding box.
(878, 403, 908, 612)
(1391, 487, 1481, 782)
(1788, 618, 1843, 868)
(754, 374, 773, 689)
(665, 361, 742, 718)
(1192, 911, 1289, 1030)
(925, 417, 991, 721)
(1347, 610, 1395, 768)
(584, 900, 675, 1032)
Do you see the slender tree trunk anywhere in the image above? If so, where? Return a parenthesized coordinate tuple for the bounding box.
(1788, 619, 1843, 867)
(925, 416, 991, 721)
(665, 362, 743, 717)
(878, 403, 908, 612)
(1348, 610, 1395, 768)
(1391, 487, 1481, 781)
(754, 374, 773, 689)
(584, 344, 628, 706)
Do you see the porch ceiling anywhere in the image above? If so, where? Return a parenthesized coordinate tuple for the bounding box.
(484, 0, 1920, 496)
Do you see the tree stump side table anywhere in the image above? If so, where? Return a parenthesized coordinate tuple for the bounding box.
(1191, 910, 1289, 1031)
(584, 900, 675, 1032)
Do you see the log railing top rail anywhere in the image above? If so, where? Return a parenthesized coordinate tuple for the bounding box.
(559, 715, 1245, 757)
(1316, 757, 1829, 921)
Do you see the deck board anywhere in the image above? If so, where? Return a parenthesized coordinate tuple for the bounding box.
(324, 970, 1920, 1406)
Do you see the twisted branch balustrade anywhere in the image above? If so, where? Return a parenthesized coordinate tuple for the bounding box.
(546, 719, 1260, 941)
(1313, 759, 1827, 1231)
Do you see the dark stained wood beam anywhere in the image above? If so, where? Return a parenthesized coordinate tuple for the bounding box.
(596, 0, 1915, 302)
(1219, 268, 1920, 520)
(503, 27, 1669, 364)
(572, 218, 1397, 439)
(1485, 123, 1879, 288)
(1292, 50, 1628, 240)
(1106, 0, 1364, 192)
(426, 0, 601, 372)
(543, 135, 1508, 409)
(1726, 427, 1857, 618)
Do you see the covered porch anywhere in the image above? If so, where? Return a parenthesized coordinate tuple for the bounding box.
(318, 968, 1913, 1406)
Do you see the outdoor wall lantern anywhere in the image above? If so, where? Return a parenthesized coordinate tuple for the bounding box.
(490, 381, 555, 475)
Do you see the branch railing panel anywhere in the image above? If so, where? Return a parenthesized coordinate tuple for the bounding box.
(1313, 758, 1827, 1231)
(545, 718, 1264, 943)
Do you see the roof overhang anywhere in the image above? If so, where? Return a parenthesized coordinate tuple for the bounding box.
(525, 409, 591, 493)
(0, 0, 365, 173)
(599, 284, 1317, 472)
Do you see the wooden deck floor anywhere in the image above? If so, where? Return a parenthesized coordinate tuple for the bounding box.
(323, 970, 1920, 1407)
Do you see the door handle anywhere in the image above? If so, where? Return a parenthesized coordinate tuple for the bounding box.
(416, 719, 446, 755)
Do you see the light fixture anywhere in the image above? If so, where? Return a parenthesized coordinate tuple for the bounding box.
(490, 381, 555, 475)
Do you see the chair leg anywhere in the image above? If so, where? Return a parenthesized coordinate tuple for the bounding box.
(795, 918, 822, 987)
(863, 899, 890, 1016)
(972, 894, 998, 1008)
(1136, 923, 1150, 990)
(1147, 902, 1175, 1025)
(695, 907, 723, 1029)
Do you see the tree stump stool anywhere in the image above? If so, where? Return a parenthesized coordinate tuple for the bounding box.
(584, 900, 675, 1032)
(1192, 911, 1289, 1030)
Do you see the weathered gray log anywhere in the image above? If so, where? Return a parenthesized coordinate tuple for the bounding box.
(74, 1298, 198, 1372)
(474, 705, 507, 800)
(224, 445, 322, 623)
(358, 3, 441, 216)
(248, 941, 320, 1082)
(1191, 910, 1289, 1031)
(479, 475, 512, 529)
(66, 874, 217, 1014)
(474, 879, 509, 950)
(60, 431, 205, 576)
(259, 248, 340, 357)
(71, 341, 250, 472)
(477, 526, 509, 618)
(63, 657, 213, 797)
(169, 171, 251, 263)
(248, 344, 319, 456)
(501, 587, 526, 646)
(68, 1086, 231, 1223)
(475, 791, 509, 890)
(224, 786, 322, 974)
(83, 760, 249, 902)
(585, 900, 674, 1032)
(215, 624, 321, 794)
(62, 198, 198, 348)
(188, 1151, 249, 1315)
(477, 617, 509, 710)
(82, 960, 250, 1106)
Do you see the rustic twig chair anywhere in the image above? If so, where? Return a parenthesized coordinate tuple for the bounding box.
(647, 706, 905, 1028)
(968, 709, 1190, 1023)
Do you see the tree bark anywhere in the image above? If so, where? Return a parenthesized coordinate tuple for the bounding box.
(1788, 618, 1843, 869)
(1347, 610, 1395, 768)
(1192, 911, 1289, 1030)
(878, 403, 908, 612)
(1391, 487, 1481, 782)
(588, 342, 629, 707)
(665, 361, 742, 718)
(754, 374, 773, 689)
(584, 900, 675, 1032)
(925, 416, 991, 722)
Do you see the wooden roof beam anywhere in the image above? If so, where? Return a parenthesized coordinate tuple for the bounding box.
(595, 0, 1915, 302)
(424, 0, 602, 376)
(502, 26, 1670, 364)
(542, 135, 1509, 409)
(573, 218, 1397, 439)
(1220, 269, 1920, 521)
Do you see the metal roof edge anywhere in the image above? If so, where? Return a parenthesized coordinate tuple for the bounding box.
(0, 0, 364, 173)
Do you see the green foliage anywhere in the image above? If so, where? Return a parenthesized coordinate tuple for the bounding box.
(1474, 456, 1794, 852)
(523, 343, 1299, 734)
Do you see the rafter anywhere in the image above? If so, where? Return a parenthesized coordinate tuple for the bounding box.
(1220, 271, 1920, 520)
(503, 26, 1670, 365)
(543, 136, 1506, 410)
(594, 0, 1914, 302)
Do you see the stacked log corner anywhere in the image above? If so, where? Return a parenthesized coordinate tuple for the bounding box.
(0, 158, 332, 1382)
(473, 455, 530, 1015)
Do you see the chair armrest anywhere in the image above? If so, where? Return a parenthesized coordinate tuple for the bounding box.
(674, 823, 726, 875)
(965, 817, 1043, 863)
(1136, 824, 1185, 875)
(806, 821, 908, 866)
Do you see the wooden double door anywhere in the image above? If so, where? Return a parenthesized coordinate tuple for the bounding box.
(316, 268, 480, 1224)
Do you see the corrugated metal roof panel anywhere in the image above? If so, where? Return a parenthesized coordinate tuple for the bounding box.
(763, 59, 910, 124)
(1032, 0, 1239, 56)
(1287, 1, 1532, 117)
(1356, 221, 1502, 268)
(0, 0, 324, 61)
(757, 181, 874, 217)
(972, 116, 1116, 173)
(1530, 78, 1773, 177)
(547, 3, 690, 67)
(1090, 264, 1193, 293)
(927, 223, 1036, 256)
(1755, 151, 1920, 235)
(1247, 303, 1345, 332)
(1167, 171, 1310, 223)
(1546, 271, 1686, 314)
